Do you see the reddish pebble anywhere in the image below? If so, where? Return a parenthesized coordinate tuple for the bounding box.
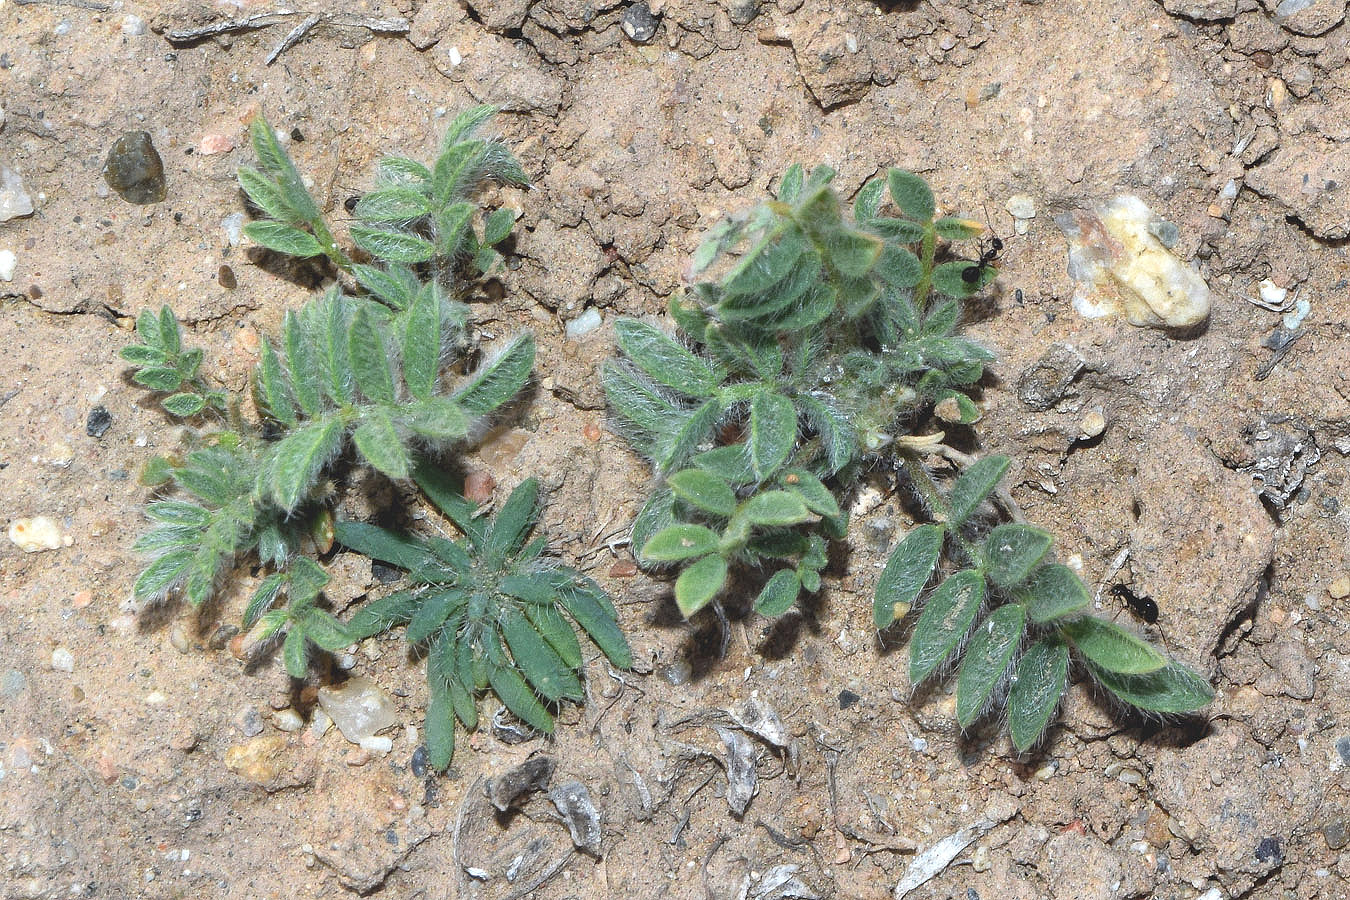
(609, 560, 638, 578)
(96, 755, 119, 784)
(228, 634, 246, 660)
(463, 469, 496, 504)
(72, 590, 93, 609)
(583, 421, 602, 442)
(198, 133, 236, 155)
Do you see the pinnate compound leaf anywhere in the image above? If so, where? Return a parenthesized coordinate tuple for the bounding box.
(749, 392, 797, 481)
(909, 569, 985, 684)
(488, 664, 554, 734)
(754, 568, 800, 617)
(1086, 660, 1214, 714)
(675, 554, 728, 617)
(1061, 616, 1166, 675)
(740, 490, 811, 527)
(244, 221, 324, 258)
(500, 608, 583, 702)
(1018, 564, 1092, 624)
(887, 169, 935, 221)
(643, 524, 720, 561)
(956, 604, 1026, 728)
(454, 333, 535, 415)
(668, 469, 737, 518)
(271, 418, 344, 511)
(1008, 638, 1069, 752)
(349, 225, 436, 263)
(948, 455, 1009, 528)
(983, 524, 1054, 587)
(873, 524, 943, 628)
(352, 409, 411, 480)
(614, 319, 721, 398)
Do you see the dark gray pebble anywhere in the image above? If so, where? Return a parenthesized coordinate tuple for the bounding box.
(622, 2, 658, 43)
(410, 745, 428, 778)
(838, 689, 860, 709)
(103, 131, 167, 205)
(86, 405, 112, 438)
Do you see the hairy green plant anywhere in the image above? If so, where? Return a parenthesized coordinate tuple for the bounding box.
(334, 466, 632, 770)
(604, 164, 993, 618)
(604, 164, 1211, 749)
(122, 106, 534, 639)
(877, 454, 1213, 750)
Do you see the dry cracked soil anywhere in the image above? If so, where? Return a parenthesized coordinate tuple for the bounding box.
(2, 0, 1350, 898)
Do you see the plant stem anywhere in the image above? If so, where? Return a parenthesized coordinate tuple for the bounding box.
(913, 222, 938, 310)
(899, 450, 983, 566)
(310, 216, 354, 273)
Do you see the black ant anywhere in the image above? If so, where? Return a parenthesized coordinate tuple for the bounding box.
(961, 232, 1003, 284)
(1109, 583, 1158, 624)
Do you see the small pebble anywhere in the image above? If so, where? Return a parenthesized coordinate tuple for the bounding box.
(317, 677, 399, 744)
(359, 735, 394, 754)
(1258, 279, 1288, 308)
(273, 709, 304, 733)
(221, 212, 245, 247)
(622, 2, 659, 42)
(0, 249, 15, 281)
(9, 516, 67, 552)
(0, 166, 33, 221)
(51, 648, 75, 673)
(1252, 50, 1274, 69)
(463, 469, 495, 504)
(208, 624, 239, 651)
(1, 670, 26, 698)
(345, 749, 373, 767)
(1078, 408, 1107, 439)
(168, 625, 192, 654)
(217, 265, 236, 289)
(86, 405, 112, 438)
(583, 421, 602, 441)
(1005, 193, 1036, 219)
(609, 559, 638, 578)
(1329, 576, 1350, 600)
(103, 131, 167, 205)
(659, 659, 692, 686)
(1337, 736, 1350, 767)
(197, 133, 235, 156)
(838, 689, 861, 709)
(121, 15, 147, 36)
(565, 307, 603, 339)
(235, 706, 264, 738)
(1146, 219, 1180, 249)
(410, 745, 429, 778)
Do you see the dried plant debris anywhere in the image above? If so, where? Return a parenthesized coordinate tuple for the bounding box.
(716, 725, 759, 816)
(486, 755, 556, 812)
(548, 779, 603, 856)
(1242, 415, 1320, 508)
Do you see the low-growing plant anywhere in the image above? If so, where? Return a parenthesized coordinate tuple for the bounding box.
(604, 165, 1211, 749)
(335, 466, 632, 769)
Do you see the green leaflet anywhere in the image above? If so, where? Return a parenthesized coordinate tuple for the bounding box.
(614, 319, 722, 398)
(1061, 616, 1166, 675)
(1087, 660, 1214, 714)
(749, 392, 797, 481)
(270, 417, 344, 511)
(1017, 564, 1092, 624)
(874, 524, 944, 628)
(956, 604, 1025, 728)
(909, 569, 985, 684)
(244, 221, 323, 258)
(675, 554, 728, 617)
(668, 469, 737, 518)
(947, 455, 1009, 528)
(455, 333, 535, 415)
(982, 524, 1054, 587)
(643, 524, 721, 561)
(754, 568, 800, 617)
(1008, 637, 1069, 752)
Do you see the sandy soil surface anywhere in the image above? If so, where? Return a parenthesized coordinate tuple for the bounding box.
(2, 0, 1349, 897)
